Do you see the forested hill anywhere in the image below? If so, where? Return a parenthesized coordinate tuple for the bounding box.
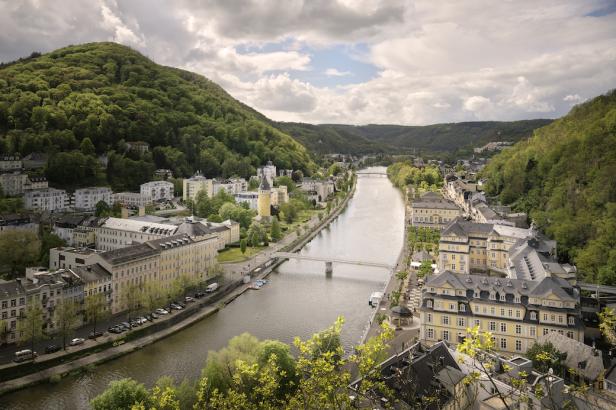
(482, 90, 616, 285)
(0, 42, 315, 191)
(275, 120, 552, 155)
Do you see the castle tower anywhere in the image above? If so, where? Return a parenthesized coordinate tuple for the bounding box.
(257, 175, 271, 219)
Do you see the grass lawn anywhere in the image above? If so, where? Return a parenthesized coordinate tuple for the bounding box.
(217, 246, 267, 263)
(280, 209, 320, 233)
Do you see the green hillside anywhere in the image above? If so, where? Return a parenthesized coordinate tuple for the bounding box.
(482, 90, 616, 285)
(0, 42, 315, 191)
(275, 120, 551, 155)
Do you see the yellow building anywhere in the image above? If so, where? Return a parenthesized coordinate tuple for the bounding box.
(410, 191, 461, 229)
(257, 175, 271, 219)
(419, 271, 584, 355)
(182, 172, 213, 202)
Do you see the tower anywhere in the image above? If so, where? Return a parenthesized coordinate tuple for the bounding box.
(257, 175, 271, 219)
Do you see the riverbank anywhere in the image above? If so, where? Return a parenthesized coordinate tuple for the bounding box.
(0, 176, 358, 397)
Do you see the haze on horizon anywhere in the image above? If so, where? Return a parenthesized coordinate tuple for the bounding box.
(1, 0, 615, 126)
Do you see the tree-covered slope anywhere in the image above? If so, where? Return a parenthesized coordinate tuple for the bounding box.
(275, 120, 552, 155)
(0, 42, 315, 190)
(482, 90, 616, 285)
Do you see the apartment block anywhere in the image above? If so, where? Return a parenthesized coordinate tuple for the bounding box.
(24, 188, 70, 212)
(140, 180, 174, 201)
(182, 173, 213, 202)
(410, 191, 461, 229)
(74, 187, 113, 211)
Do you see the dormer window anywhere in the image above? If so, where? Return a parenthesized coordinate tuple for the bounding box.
(474, 290, 479, 298)
(568, 316, 575, 326)
(530, 312, 537, 320)
(490, 292, 496, 300)
(427, 300, 433, 308)
(459, 304, 466, 312)
(514, 295, 521, 304)
(500, 294, 506, 302)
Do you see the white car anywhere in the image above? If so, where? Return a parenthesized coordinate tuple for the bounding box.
(155, 308, 169, 315)
(69, 338, 85, 346)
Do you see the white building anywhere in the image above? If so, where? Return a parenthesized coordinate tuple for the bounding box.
(24, 188, 70, 212)
(234, 191, 259, 209)
(95, 217, 178, 251)
(74, 187, 113, 211)
(300, 179, 335, 202)
(112, 192, 152, 208)
(0, 155, 22, 173)
(183, 172, 213, 202)
(257, 161, 276, 186)
(140, 180, 174, 201)
(212, 178, 247, 196)
(0, 172, 28, 196)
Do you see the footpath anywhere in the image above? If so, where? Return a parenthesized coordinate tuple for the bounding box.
(0, 177, 357, 396)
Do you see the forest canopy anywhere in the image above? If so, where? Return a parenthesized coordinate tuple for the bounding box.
(0, 42, 315, 191)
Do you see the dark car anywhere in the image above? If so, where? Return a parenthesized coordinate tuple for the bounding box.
(120, 321, 132, 330)
(88, 331, 104, 339)
(45, 344, 61, 354)
(108, 326, 122, 334)
(194, 292, 205, 298)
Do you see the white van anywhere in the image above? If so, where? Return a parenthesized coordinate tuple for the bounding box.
(206, 283, 219, 293)
(14, 349, 37, 363)
(369, 292, 383, 307)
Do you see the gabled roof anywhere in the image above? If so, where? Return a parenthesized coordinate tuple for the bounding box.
(537, 332, 604, 381)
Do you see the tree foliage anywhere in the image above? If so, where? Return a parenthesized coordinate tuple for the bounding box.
(481, 90, 616, 284)
(0, 42, 315, 191)
(0, 230, 40, 277)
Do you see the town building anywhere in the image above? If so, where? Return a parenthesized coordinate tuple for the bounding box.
(73, 264, 113, 308)
(140, 181, 174, 201)
(0, 155, 22, 173)
(154, 169, 173, 179)
(257, 175, 271, 219)
(300, 178, 335, 202)
(49, 247, 101, 270)
(419, 270, 584, 355)
(24, 188, 70, 212)
(0, 280, 26, 344)
(234, 191, 259, 210)
(95, 217, 177, 251)
(26, 176, 48, 190)
(269, 185, 289, 206)
(53, 215, 88, 244)
(0, 213, 38, 234)
(125, 141, 150, 154)
(112, 192, 152, 208)
(410, 191, 461, 229)
(182, 172, 213, 202)
(257, 160, 276, 186)
(74, 187, 113, 211)
(0, 172, 27, 196)
(212, 178, 247, 196)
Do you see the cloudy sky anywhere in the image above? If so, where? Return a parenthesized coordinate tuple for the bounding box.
(1, 0, 616, 125)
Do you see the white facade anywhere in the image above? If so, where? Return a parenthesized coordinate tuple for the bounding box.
(0, 172, 28, 196)
(300, 179, 335, 202)
(234, 191, 259, 209)
(140, 181, 174, 201)
(112, 192, 152, 208)
(257, 161, 276, 186)
(24, 188, 70, 212)
(74, 187, 113, 211)
(0, 156, 22, 173)
(95, 217, 178, 251)
(212, 178, 247, 196)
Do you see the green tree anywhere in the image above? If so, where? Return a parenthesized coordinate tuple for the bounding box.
(38, 231, 66, 266)
(85, 293, 110, 337)
(90, 378, 151, 410)
(525, 341, 567, 376)
(140, 282, 166, 313)
(598, 307, 616, 346)
(80, 137, 96, 155)
(270, 217, 282, 242)
(274, 176, 296, 193)
(240, 239, 247, 255)
(54, 298, 79, 350)
(121, 283, 143, 322)
(246, 222, 266, 247)
(0, 318, 9, 346)
(16, 302, 45, 355)
(280, 202, 298, 224)
(0, 230, 40, 278)
(95, 200, 111, 217)
(417, 260, 433, 278)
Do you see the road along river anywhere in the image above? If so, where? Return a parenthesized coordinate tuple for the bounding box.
(0, 166, 405, 409)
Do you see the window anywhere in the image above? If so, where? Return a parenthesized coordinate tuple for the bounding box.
(500, 294, 505, 302)
(508, 309, 513, 317)
(543, 328, 549, 336)
(500, 323, 507, 333)
(500, 338, 507, 349)
(514, 296, 521, 303)
(443, 330, 449, 341)
(515, 324, 522, 334)
(568, 316, 575, 325)
(460, 304, 466, 312)
(475, 319, 481, 328)
(516, 310, 521, 319)
(449, 303, 455, 310)
(500, 308, 505, 316)
(515, 340, 522, 351)
(567, 331, 574, 339)
(427, 313, 432, 323)
(543, 313, 548, 321)
(490, 307, 495, 315)
(558, 315, 563, 324)
(458, 318, 465, 327)
(551, 314, 555, 322)
(530, 327, 536, 337)
(442, 316, 450, 325)
(531, 312, 537, 320)
(489, 321, 496, 331)
(427, 300, 433, 308)
(427, 328, 434, 339)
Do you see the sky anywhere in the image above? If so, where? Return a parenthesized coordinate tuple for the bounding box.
(1, 0, 616, 125)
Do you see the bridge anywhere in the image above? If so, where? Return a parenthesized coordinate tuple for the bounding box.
(356, 170, 388, 177)
(272, 252, 394, 273)
(579, 282, 616, 298)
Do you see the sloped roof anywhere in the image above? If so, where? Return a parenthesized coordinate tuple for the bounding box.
(537, 332, 604, 381)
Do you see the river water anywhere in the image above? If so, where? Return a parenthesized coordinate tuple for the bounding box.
(0, 167, 405, 409)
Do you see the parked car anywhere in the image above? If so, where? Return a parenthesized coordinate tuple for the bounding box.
(155, 308, 169, 315)
(150, 312, 159, 319)
(121, 321, 132, 330)
(130, 319, 141, 327)
(88, 331, 104, 339)
(44, 345, 61, 354)
(137, 317, 148, 325)
(108, 326, 123, 334)
(206, 283, 219, 293)
(14, 349, 37, 363)
(194, 292, 205, 298)
(170, 303, 183, 310)
(173, 301, 186, 308)
(184, 296, 195, 303)
(69, 338, 85, 346)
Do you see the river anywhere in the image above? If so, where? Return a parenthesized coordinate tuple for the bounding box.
(0, 166, 405, 409)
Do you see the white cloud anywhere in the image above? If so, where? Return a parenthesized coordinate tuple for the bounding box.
(325, 68, 352, 77)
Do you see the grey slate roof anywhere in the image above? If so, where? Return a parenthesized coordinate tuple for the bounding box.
(100, 243, 160, 265)
(537, 332, 604, 381)
(259, 174, 270, 190)
(73, 264, 111, 283)
(442, 217, 493, 237)
(0, 280, 25, 299)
